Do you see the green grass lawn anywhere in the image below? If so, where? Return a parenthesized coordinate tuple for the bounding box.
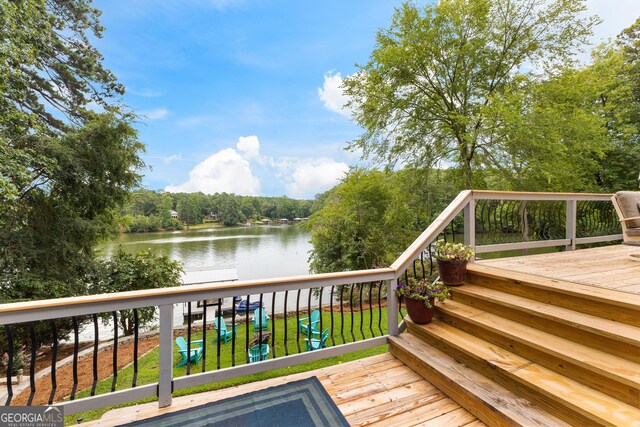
(67, 306, 390, 425)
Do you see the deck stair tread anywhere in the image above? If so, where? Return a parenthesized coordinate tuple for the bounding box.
(388, 333, 569, 427)
(452, 284, 640, 361)
(406, 318, 640, 426)
(435, 299, 640, 406)
(467, 263, 640, 311)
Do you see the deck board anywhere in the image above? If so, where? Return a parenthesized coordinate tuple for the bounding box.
(479, 244, 640, 295)
(86, 352, 478, 426)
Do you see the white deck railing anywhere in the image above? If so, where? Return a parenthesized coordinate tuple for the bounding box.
(0, 190, 622, 414)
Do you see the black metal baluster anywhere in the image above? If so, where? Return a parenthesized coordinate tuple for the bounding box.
(329, 286, 335, 346)
(359, 284, 365, 340)
(271, 292, 276, 358)
(499, 200, 505, 239)
(284, 291, 289, 356)
(339, 286, 345, 344)
(398, 277, 404, 319)
(478, 200, 487, 244)
(111, 311, 118, 392)
(217, 298, 222, 370)
(4, 325, 13, 405)
(258, 293, 264, 360)
(306, 289, 313, 351)
(307, 288, 312, 322)
(245, 295, 250, 364)
(349, 285, 355, 342)
(377, 281, 384, 335)
(27, 322, 36, 406)
(133, 309, 139, 386)
(496, 200, 502, 242)
(368, 282, 374, 337)
(428, 243, 434, 276)
(91, 314, 99, 396)
(420, 252, 426, 281)
(186, 303, 192, 375)
(201, 300, 207, 373)
(48, 321, 58, 405)
(231, 298, 237, 367)
(296, 289, 301, 353)
(318, 287, 324, 348)
(70, 317, 79, 400)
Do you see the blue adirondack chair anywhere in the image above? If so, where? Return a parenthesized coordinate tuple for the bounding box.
(248, 344, 270, 363)
(212, 316, 237, 343)
(305, 328, 329, 351)
(299, 309, 320, 336)
(251, 308, 270, 331)
(175, 336, 204, 367)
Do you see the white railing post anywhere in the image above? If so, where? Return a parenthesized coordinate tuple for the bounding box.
(566, 199, 577, 251)
(158, 304, 174, 408)
(464, 197, 476, 260)
(386, 278, 399, 336)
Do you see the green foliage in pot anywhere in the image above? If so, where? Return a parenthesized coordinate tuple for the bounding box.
(395, 277, 450, 308)
(434, 240, 474, 263)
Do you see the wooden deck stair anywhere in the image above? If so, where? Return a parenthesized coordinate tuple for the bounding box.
(389, 264, 640, 427)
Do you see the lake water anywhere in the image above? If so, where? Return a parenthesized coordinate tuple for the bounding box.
(89, 225, 315, 339)
(101, 224, 312, 280)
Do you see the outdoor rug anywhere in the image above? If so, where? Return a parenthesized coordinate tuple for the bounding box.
(118, 377, 350, 427)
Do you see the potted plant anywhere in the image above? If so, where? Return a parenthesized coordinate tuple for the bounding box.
(434, 240, 474, 286)
(395, 278, 450, 324)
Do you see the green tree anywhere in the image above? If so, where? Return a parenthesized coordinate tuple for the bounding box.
(304, 169, 417, 273)
(0, 1, 144, 347)
(484, 70, 609, 191)
(344, 0, 597, 189)
(176, 194, 201, 227)
(593, 19, 640, 191)
(217, 193, 245, 226)
(93, 249, 182, 335)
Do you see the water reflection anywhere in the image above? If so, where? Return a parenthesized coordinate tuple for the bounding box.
(100, 225, 312, 280)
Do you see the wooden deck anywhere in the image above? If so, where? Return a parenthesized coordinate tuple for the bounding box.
(479, 244, 640, 295)
(86, 353, 483, 427)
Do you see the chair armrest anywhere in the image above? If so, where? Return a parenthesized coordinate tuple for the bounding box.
(299, 317, 309, 322)
(620, 216, 640, 223)
(189, 339, 204, 346)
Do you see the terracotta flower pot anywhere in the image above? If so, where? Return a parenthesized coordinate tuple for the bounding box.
(437, 259, 468, 286)
(404, 297, 435, 324)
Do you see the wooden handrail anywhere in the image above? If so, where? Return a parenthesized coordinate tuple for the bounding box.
(391, 190, 472, 273)
(472, 190, 613, 201)
(0, 268, 394, 315)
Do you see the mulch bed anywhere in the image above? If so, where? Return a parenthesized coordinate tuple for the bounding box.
(11, 338, 159, 406)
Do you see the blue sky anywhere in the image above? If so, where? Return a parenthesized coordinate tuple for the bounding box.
(93, 0, 638, 199)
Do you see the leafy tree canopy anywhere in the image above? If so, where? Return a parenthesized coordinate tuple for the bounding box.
(0, 0, 145, 347)
(344, 0, 598, 188)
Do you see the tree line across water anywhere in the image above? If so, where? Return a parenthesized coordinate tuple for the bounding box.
(118, 190, 314, 232)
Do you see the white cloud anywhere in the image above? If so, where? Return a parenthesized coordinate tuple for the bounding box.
(166, 148, 260, 195)
(165, 136, 261, 195)
(318, 71, 352, 118)
(282, 158, 349, 198)
(237, 135, 260, 159)
(139, 108, 169, 120)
